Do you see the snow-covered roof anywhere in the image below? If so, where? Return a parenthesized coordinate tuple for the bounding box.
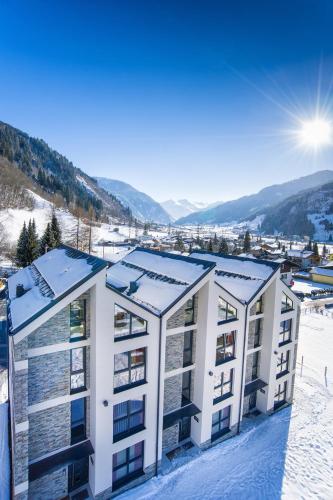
(7, 245, 107, 334)
(287, 250, 313, 258)
(106, 247, 215, 315)
(190, 251, 279, 304)
(310, 267, 333, 278)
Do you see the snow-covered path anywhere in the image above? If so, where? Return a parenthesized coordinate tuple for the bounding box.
(119, 311, 333, 500)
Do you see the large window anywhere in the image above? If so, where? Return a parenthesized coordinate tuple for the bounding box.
(184, 296, 196, 326)
(218, 298, 237, 323)
(274, 381, 287, 409)
(112, 442, 144, 489)
(213, 369, 233, 404)
(113, 398, 145, 442)
(216, 331, 236, 365)
(277, 350, 290, 377)
(182, 370, 192, 406)
(70, 299, 86, 341)
(70, 347, 86, 394)
(211, 406, 230, 440)
(281, 293, 293, 313)
(114, 349, 146, 393)
(71, 398, 86, 444)
(183, 330, 193, 367)
(114, 305, 147, 340)
(279, 319, 292, 345)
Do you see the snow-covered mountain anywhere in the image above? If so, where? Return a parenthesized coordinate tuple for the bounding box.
(95, 178, 171, 224)
(161, 199, 221, 221)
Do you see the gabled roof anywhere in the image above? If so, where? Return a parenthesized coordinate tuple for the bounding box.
(106, 247, 215, 316)
(310, 266, 333, 277)
(190, 250, 280, 304)
(7, 245, 107, 334)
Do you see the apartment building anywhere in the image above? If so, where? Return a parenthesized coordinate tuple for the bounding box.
(7, 245, 300, 499)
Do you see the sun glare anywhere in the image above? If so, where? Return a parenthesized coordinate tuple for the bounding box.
(298, 118, 332, 149)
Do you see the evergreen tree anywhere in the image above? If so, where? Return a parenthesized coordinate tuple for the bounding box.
(282, 244, 286, 253)
(16, 221, 28, 267)
(39, 223, 56, 254)
(207, 239, 213, 252)
(322, 244, 327, 256)
(213, 233, 218, 247)
(329, 234, 333, 242)
(189, 243, 193, 254)
(50, 212, 62, 246)
(313, 242, 319, 257)
(174, 233, 185, 252)
(26, 219, 39, 264)
(219, 238, 229, 254)
(243, 231, 251, 253)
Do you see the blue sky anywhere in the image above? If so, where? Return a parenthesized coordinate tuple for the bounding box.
(1, 0, 333, 203)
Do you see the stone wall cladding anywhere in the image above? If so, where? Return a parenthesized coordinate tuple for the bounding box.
(162, 424, 179, 451)
(28, 402, 71, 461)
(95, 463, 156, 499)
(14, 337, 28, 362)
(166, 294, 198, 330)
(14, 369, 28, 424)
(249, 293, 264, 316)
(163, 374, 182, 414)
(242, 395, 250, 415)
(165, 333, 184, 372)
(247, 319, 263, 349)
(245, 351, 260, 384)
(13, 492, 28, 500)
(29, 466, 68, 500)
(28, 350, 70, 405)
(295, 305, 301, 340)
(13, 430, 28, 486)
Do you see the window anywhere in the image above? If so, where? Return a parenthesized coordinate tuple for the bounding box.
(183, 330, 193, 367)
(216, 331, 236, 365)
(113, 398, 145, 442)
(213, 369, 233, 404)
(68, 458, 89, 493)
(255, 295, 263, 314)
(184, 296, 195, 326)
(274, 381, 287, 409)
(248, 318, 262, 349)
(114, 304, 147, 340)
(277, 350, 290, 377)
(114, 348, 146, 393)
(70, 299, 86, 341)
(279, 319, 292, 345)
(112, 442, 144, 489)
(182, 370, 192, 406)
(211, 406, 230, 440)
(281, 292, 293, 313)
(70, 347, 86, 393)
(251, 351, 260, 380)
(218, 298, 237, 323)
(71, 398, 86, 444)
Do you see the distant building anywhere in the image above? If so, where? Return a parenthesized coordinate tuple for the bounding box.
(286, 249, 317, 269)
(310, 266, 333, 285)
(7, 246, 300, 499)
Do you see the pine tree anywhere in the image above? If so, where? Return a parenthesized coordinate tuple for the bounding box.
(50, 212, 62, 246)
(39, 223, 56, 254)
(174, 233, 185, 252)
(213, 233, 218, 247)
(322, 244, 327, 256)
(313, 242, 319, 257)
(16, 221, 28, 267)
(243, 231, 251, 253)
(207, 239, 213, 252)
(219, 238, 229, 254)
(26, 219, 39, 264)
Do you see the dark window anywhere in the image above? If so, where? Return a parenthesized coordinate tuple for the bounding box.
(184, 296, 195, 326)
(114, 348, 146, 393)
(213, 369, 233, 404)
(255, 295, 263, 314)
(114, 305, 147, 340)
(70, 347, 86, 394)
(113, 398, 145, 442)
(71, 398, 86, 444)
(274, 381, 287, 409)
(68, 458, 89, 492)
(216, 331, 236, 365)
(211, 406, 230, 440)
(218, 297, 237, 323)
(70, 299, 86, 341)
(182, 370, 192, 406)
(183, 331, 193, 367)
(281, 293, 293, 313)
(112, 441, 144, 489)
(277, 350, 290, 377)
(279, 319, 292, 345)
(251, 351, 260, 380)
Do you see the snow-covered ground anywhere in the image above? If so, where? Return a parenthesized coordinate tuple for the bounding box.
(118, 309, 333, 500)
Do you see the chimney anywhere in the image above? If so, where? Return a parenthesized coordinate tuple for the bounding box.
(129, 281, 139, 294)
(16, 284, 25, 298)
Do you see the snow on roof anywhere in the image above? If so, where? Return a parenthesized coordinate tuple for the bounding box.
(190, 251, 279, 303)
(8, 246, 107, 333)
(106, 247, 215, 315)
(287, 250, 313, 258)
(311, 267, 333, 277)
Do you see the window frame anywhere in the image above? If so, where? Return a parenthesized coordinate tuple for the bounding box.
(114, 304, 148, 341)
(281, 292, 293, 313)
(211, 406, 231, 441)
(181, 370, 192, 406)
(276, 350, 290, 378)
(215, 331, 236, 366)
(255, 295, 263, 315)
(70, 397, 86, 445)
(70, 347, 86, 394)
(213, 369, 234, 404)
(251, 351, 260, 381)
(274, 381, 287, 409)
(112, 441, 144, 490)
(184, 296, 196, 326)
(217, 297, 237, 324)
(183, 330, 194, 367)
(279, 319, 292, 346)
(70, 299, 86, 342)
(113, 397, 145, 443)
(114, 348, 147, 393)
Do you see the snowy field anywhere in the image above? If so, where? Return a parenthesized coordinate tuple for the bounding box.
(119, 309, 333, 500)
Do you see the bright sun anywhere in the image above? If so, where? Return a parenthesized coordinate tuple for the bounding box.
(298, 118, 332, 149)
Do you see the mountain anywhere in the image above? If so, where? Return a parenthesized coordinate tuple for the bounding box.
(0, 120, 131, 221)
(176, 170, 333, 225)
(95, 177, 171, 224)
(161, 199, 221, 221)
(260, 181, 333, 240)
